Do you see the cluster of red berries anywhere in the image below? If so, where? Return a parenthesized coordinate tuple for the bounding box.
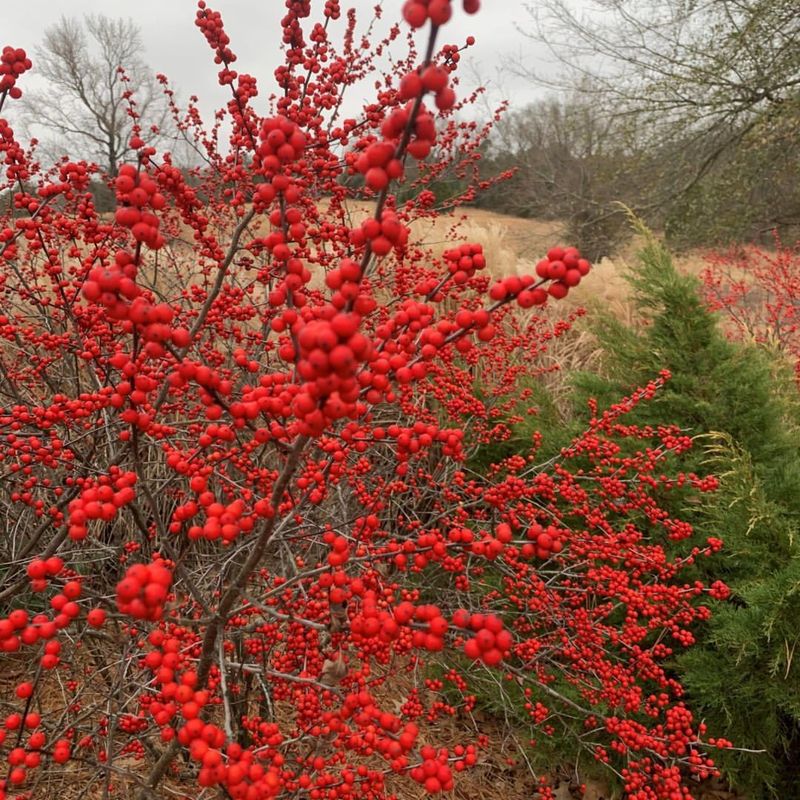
(256, 116, 307, 176)
(173, 685, 212, 726)
(112, 370, 160, 411)
(200, 748, 281, 797)
(534, 245, 592, 299)
(82, 250, 186, 354)
(347, 597, 452, 653)
(465, 534, 506, 561)
(254, 171, 302, 208)
(194, 2, 236, 66)
(82, 249, 140, 314)
(3, 724, 46, 787)
(349, 590, 388, 639)
(168, 360, 230, 404)
(488, 274, 548, 308)
(289, 310, 373, 435)
(389, 530, 442, 571)
(349, 209, 409, 258)
(409, 746, 454, 794)
(341, 689, 396, 724)
(352, 96, 439, 190)
(325, 532, 351, 567)
(709, 580, 731, 600)
(338, 690, 418, 759)
(402, 0, 480, 28)
(115, 556, 173, 621)
(182, 491, 255, 543)
(56, 160, 92, 192)
(443, 242, 486, 284)
(323, 257, 364, 297)
(3, 731, 73, 784)
(384, 101, 437, 160)
(0, 47, 31, 100)
(452, 610, 513, 666)
(0, 597, 78, 660)
(406, 602, 450, 651)
(176, 693, 283, 796)
(390, 423, 465, 464)
(0, 117, 27, 184)
(323, 0, 341, 19)
(114, 164, 166, 249)
(266, 205, 307, 252)
(140, 630, 184, 685)
(163, 675, 250, 790)
(66, 471, 137, 541)
(522, 522, 565, 560)
(455, 521, 514, 562)
(354, 141, 403, 192)
(25, 555, 63, 592)
(486, 245, 592, 306)
(400, 64, 455, 111)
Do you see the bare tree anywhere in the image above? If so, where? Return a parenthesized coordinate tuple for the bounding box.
(476, 93, 654, 257)
(517, 0, 800, 194)
(23, 15, 170, 176)
(503, 0, 800, 244)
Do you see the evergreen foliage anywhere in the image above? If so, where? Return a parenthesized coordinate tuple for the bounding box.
(457, 228, 800, 796)
(561, 231, 800, 797)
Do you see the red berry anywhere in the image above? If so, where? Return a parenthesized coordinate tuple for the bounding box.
(403, 1, 428, 27)
(87, 608, 107, 628)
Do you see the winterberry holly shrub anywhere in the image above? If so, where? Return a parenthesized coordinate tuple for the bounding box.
(0, 4, 728, 799)
(701, 234, 800, 385)
(538, 229, 800, 798)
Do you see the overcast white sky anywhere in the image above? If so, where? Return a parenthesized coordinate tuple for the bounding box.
(4, 1, 549, 125)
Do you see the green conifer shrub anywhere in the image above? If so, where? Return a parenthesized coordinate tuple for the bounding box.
(556, 231, 800, 798)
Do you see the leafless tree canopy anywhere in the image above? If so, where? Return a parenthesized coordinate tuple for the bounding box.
(521, 0, 800, 132)
(475, 94, 653, 258)
(24, 14, 171, 176)
(485, 0, 800, 247)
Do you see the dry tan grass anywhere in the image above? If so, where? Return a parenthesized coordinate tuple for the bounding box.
(139, 201, 714, 330)
(408, 207, 561, 272)
(414, 208, 639, 319)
